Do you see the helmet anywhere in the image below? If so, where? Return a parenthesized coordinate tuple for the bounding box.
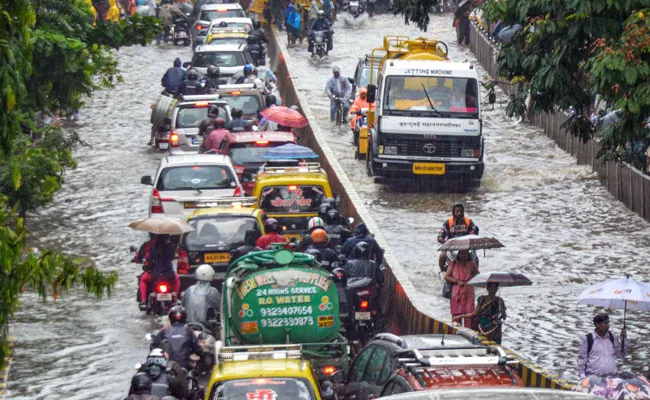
(130, 372, 152, 395)
(231, 107, 243, 119)
(208, 104, 220, 118)
(333, 66, 340, 74)
(319, 203, 333, 219)
(207, 65, 220, 78)
(253, 20, 261, 29)
(323, 197, 337, 209)
(305, 248, 322, 262)
(311, 228, 328, 244)
(354, 241, 370, 260)
(146, 348, 168, 380)
(247, 35, 256, 44)
(244, 64, 254, 75)
(318, 10, 325, 17)
(196, 264, 215, 282)
(187, 69, 199, 81)
(168, 305, 187, 325)
(326, 209, 340, 225)
(308, 217, 325, 231)
(264, 218, 280, 233)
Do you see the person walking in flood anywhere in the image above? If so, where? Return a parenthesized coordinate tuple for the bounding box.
(445, 249, 478, 328)
(461, 282, 506, 343)
(577, 313, 627, 379)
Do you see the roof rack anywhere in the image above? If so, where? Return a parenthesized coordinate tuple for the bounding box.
(216, 343, 304, 364)
(191, 197, 258, 209)
(218, 83, 256, 91)
(397, 345, 517, 368)
(260, 162, 324, 175)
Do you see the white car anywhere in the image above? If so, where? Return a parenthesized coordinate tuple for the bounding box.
(206, 17, 254, 35)
(141, 154, 244, 219)
(190, 43, 256, 81)
(168, 95, 230, 154)
(192, 3, 247, 47)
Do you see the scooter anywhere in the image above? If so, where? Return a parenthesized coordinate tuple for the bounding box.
(346, 276, 382, 346)
(172, 17, 191, 46)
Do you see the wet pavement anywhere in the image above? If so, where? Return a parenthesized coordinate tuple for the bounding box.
(5, 11, 650, 400)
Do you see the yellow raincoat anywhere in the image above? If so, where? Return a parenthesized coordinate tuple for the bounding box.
(83, 0, 97, 25)
(106, 0, 121, 22)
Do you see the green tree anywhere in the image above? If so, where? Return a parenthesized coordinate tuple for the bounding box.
(0, 0, 160, 370)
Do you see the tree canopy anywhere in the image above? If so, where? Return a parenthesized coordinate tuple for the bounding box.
(0, 0, 160, 369)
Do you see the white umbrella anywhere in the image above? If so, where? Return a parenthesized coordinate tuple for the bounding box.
(128, 216, 195, 235)
(577, 276, 650, 326)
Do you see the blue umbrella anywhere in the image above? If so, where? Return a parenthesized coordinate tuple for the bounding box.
(262, 143, 319, 160)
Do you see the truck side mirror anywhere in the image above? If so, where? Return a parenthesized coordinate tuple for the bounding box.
(367, 84, 376, 103)
(347, 77, 354, 85)
(141, 175, 153, 185)
(183, 62, 192, 68)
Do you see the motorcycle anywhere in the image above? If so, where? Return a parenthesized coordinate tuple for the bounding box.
(187, 320, 218, 376)
(147, 276, 176, 316)
(172, 17, 191, 46)
(347, 0, 365, 18)
(154, 125, 171, 151)
(346, 276, 382, 346)
(309, 30, 328, 58)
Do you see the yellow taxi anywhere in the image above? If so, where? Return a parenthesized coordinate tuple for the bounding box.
(205, 344, 338, 400)
(205, 28, 249, 47)
(179, 198, 265, 289)
(252, 162, 333, 242)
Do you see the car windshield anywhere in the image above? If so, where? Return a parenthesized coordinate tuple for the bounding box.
(211, 378, 316, 400)
(219, 94, 263, 116)
(175, 106, 228, 128)
(208, 37, 248, 46)
(184, 216, 259, 250)
(259, 185, 325, 214)
(192, 51, 245, 68)
(157, 166, 235, 191)
(211, 22, 251, 32)
(200, 9, 246, 20)
(358, 65, 377, 89)
(228, 142, 292, 165)
(383, 76, 479, 115)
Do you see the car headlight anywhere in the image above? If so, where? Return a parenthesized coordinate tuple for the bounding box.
(383, 145, 398, 155)
(461, 148, 476, 158)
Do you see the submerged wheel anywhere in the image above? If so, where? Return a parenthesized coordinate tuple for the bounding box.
(366, 145, 375, 177)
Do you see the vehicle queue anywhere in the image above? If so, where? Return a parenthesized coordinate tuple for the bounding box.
(121, 2, 648, 400)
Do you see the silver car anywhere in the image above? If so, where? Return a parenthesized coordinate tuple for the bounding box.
(190, 44, 255, 81)
(169, 95, 230, 154)
(192, 3, 247, 47)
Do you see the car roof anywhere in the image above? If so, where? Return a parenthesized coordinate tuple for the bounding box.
(177, 95, 227, 106)
(211, 359, 314, 381)
(201, 3, 243, 10)
(162, 154, 232, 166)
(381, 388, 606, 400)
(226, 131, 296, 143)
(195, 43, 247, 52)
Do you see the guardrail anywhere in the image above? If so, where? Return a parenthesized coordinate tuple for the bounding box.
(266, 25, 571, 390)
(470, 22, 650, 221)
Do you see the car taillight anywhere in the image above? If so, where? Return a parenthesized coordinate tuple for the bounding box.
(170, 132, 179, 148)
(359, 300, 369, 310)
(233, 185, 242, 197)
(195, 24, 204, 30)
(255, 140, 269, 146)
(158, 283, 168, 293)
(288, 185, 297, 191)
(322, 366, 336, 375)
(151, 188, 164, 214)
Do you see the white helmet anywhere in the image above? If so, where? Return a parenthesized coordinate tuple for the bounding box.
(308, 217, 325, 230)
(196, 264, 216, 282)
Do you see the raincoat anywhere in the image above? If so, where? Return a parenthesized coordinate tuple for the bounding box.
(161, 58, 187, 93)
(182, 281, 221, 328)
(286, 4, 301, 38)
(83, 0, 97, 25)
(349, 93, 374, 130)
(105, 0, 121, 22)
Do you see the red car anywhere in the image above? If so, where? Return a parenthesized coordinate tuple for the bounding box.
(219, 131, 297, 195)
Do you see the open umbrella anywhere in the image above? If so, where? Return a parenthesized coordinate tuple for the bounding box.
(577, 276, 650, 327)
(259, 106, 309, 128)
(262, 143, 319, 160)
(438, 234, 504, 251)
(468, 271, 532, 288)
(128, 216, 195, 235)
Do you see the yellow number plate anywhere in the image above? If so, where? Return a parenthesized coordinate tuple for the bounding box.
(412, 163, 446, 175)
(283, 233, 303, 242)
(204, 253, 231, 263)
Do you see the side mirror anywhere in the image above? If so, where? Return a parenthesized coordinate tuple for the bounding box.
(367, 84, 377, 103)
(141, 175, 153, 185)
(183, 61, 192, 68)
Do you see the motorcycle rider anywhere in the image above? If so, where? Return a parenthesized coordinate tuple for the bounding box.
(349, 86, 374, 131)
(230, 229, 262, 264)
(197, 104, 220, 138)
(249, 21, 269, 62)
(141, 349, 188, 400)
(158, 2, 187, 43)
(182, 264, 221, 332)
(161, 58, 187, 94)
(308, 10, 333, 55)
(324, 208, 351, 247)
(245, 35, 265, 67)
(437, 203, 479, 272)
(204, 65, 221, 93)
(325, 66, 352, 123)
(139, 235, 181, 309)
(306, 229, 339, 271)
(124, 372, 159, 400)
(201, 118, 230, 153)
(176, 69, 203, 97)
(256, 218, 288, 250)
(151, 306, 203, 370)
(344, 242, 384, 284)
(341, 223, 383, 264)
(226, 108, 252, 132)
(235, 64, 256, 84)
(296, 216, 327, 252)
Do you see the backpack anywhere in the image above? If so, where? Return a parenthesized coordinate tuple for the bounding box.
(586, 331, 614, 355)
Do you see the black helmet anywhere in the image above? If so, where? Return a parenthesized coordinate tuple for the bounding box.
(324, 197, 337, 209)
(354, 241, 370, 260)
(266, 94, 277, 108)
(247, 35, 256, 44)
(187, 69, 199, 81)
(319, 203, 332, 219)
(207, 65, 220, 79)
(168, 305, 187, 325)
(305, 248, 322, 262)
(208, 104, 220, 118)
(264, 218, 280, 233)
(130, 372, 152, 395)
(326, 209, 340, 225)
(231, 107, 243, 119)
(253, 20, 261, 29)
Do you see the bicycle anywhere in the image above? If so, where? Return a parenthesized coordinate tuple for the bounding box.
(333, 97, 346, 127)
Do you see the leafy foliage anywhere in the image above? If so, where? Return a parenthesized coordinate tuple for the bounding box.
(391, 0, 442, 31)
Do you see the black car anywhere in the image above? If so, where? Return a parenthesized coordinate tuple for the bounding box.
(341, 333, 523, 399)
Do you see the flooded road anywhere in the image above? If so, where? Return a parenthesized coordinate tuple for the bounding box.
(281, 13, 650, 381)
(5, 11, 650, 399)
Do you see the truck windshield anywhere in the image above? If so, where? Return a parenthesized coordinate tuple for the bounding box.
(259, 186, 325, 214)
(192, 51, 246, 68)
(384, 76, 478, 115)
(219, 94, 263, 115)
(211, 378, 317, 400)
(184, 216, 259, 250)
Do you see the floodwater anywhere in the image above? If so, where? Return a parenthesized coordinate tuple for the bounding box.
(5, 11, 650, 400)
